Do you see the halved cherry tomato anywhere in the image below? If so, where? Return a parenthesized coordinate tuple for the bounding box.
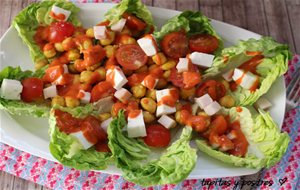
(189, 34, 219, 54)
(21, 77, 44, 103)
(143, 124, 171, 148)
(122, 12, 146, 31)
(80, 116, 107, 144)
(115, 44, 148, 70)
(48, 21, 75, 43)
(169, 64, 199, 88)
(196, 80, 226, 101)
(90, 81, 115, 103)
(161, 31, 189, 59)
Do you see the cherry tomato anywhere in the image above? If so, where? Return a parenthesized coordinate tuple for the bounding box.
(48, 21, 75, 43)
(196, 80, 226, 101)
(90, 81, 115, 103)
(80, 116, 107, 144)
(21, 77, 44, 103)
(169, 64, 199, 88)
(95, 142, 111, 152)
(122, 12, 147, 31)
(54, 109, 81, 134)
(161, 31, 189, 59)
(143, 124, 171, 148)
(115, 44, 148, 70)
(189, 34, 219, 54)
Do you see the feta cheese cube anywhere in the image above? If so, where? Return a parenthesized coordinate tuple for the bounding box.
(254, 97, 272, 110)
(43, 85, 57, 99)
(70, 131, 94, 150)
(232, 68, 244, 81)
(204, 101, 221, 116)
(195, 94, 213, 109)
(137, 35, 157, 56)
(156, 89, 171, 101)
(176, 58, 189, 73)
(222, 69, 234, 82)
(114, 88, 132, 103)
(0, 79, 23, 100)
(189, 52, 215, 68)
(141, 74, 158, 90)
(110, 18, 126, 32)
(232, 69, 259, 90)
(127, 110, 147, 138)
(100, 117, 113, 133)
(156, 104, 176, 117)
(50, 5, 71, 21)
(94, 26, 107, 40)
(106, 67, 128, 90)
(158, 115, 176, 129)
(78, 90, 91, 104)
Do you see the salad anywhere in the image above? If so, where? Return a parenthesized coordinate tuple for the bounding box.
(0, 0, 291, 186)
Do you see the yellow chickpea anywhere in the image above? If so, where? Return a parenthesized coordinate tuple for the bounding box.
(141, 97, 157, 113)
(86, 28, 94, 38)
(68, 64, 80, 74)
(62, 37, 76, 51)
(82, 39, 93, 50)
(219, 95, 235, 108)
(43, 43, 56, 58)
(146, 89, 156, 100)
(221, 79, 230, 90)
(94, 67, 106, 81)
(161, 60, 176, 70)
(180, 87, 196, 100)
(87, 63, 100, 71)
(156, 78, 168, 89)
(148, 64, 159, 73)
(72, 74, 80, 84)
(65, 97, 80, 108)
(197, 111, 208, 117)
(131, 84, 146, 98)
(143, 111, 155, 123)
(100, 31, 116, 46)
(80, 70, 93, 83)
(152, 52, 167, 65)
(67, 49, 81, 61)
(175, 111, 183, 124)
(135, 65, 148, 73)
(35, 59, 48, 70)
(54, 42, 64, 52)
(98, 113, 111, 122)
(51, 96, 65, 107)
(119, 35, 136, 45)
(163, 70, 171, 79)
(104, 45, 117, 58)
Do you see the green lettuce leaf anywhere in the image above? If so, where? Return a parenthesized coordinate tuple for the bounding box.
(153, 11, 223, 53)
(49, 107, 111, 170)
(12, 0, 81, 65)
(196, 107, 289, 169)
(105, 0, 154, 33)
(205, 37, 291, 106)
(108, 111, 197, 186)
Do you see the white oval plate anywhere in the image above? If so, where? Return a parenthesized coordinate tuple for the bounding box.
(0, 3, 286, 179)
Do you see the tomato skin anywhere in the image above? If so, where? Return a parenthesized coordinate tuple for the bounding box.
(21, 77, 44, 103)
(48, 21, 75, 43)
(196, 80, 226, 101)
(143, 124, 171, 148)
(90, 81, 115, 103)
(115, 44, 148, 70)
(189, 34, 219, 54)
(161, 31, 189, 59)
(122, 12, 146, 31)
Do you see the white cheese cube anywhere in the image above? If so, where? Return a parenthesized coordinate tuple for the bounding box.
(110, 18, 126, 32)
(137, 35, 157, 56)
(176, 58, 189, 73)
(156, 89, 171, 102)
(114, 88, 132, 103)
(191, 103, 199, 115)
(189, 52, 215, 68)
(0, 79, 23, 100)
(222, 69, 234, 82)
(141, 75, 158, 90)
(232, 69, 259, 90)
(156, 104, 176, 117)
(195, 94, 213, 109)
(232, 68, 244, 81)
(127, 110, 147, 138)
(254, 97, 272, 110)
(106, 67, 128, 90)
(204, 101, 221, 116)
(70, 131, 94, 150)
(158, 115, 176, 129)
(78, 90, 91, 104)
(94, 26, 107, 40)
(100, 117, 113, 133)
(43, 85, 57, 99)
(50, 5, 71, 21)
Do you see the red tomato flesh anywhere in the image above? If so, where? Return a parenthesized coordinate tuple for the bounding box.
(48, 21, 75, 43)
(21, 77, 44, 103)
(196, 80, 226, 101)
(189, 34, 219, 54)
(143, 124, 171, 148)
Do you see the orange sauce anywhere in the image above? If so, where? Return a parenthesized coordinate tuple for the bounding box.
(127, 72, 148, 87)
(236, 107, 243, 112)
(157, 88, 179, 107)
(83, 45, 106, 67)
(238, 55, 264, 74)
(182, 71, 201, 89)
(228, 121, 249, 157)
(180, 110, 209, 132)
(249, 78, 259, 92)
(143, 74, 157, 90)
(106, 67, 115, 87)
(49, 11, 66, 21)
(128, 109, 141, 119)
(235, 72, 246, 85)
(43, 65, 65, 83)
(58, 83, 81, 99)
(245, 51, 262, 56)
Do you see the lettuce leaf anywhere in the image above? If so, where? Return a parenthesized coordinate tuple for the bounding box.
(49, 107, 111, 170)
(205, 37, 291, 106)
(196, 107, 289, 169)
(105, 0, 154, 33)
(108, 111, 197, 186)
(12, 0, 81, 65)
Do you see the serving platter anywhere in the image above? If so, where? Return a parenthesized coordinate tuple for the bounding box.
(0, 3, 286, 179)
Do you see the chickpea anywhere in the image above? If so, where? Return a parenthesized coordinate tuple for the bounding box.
(180, 87, 196, 100)
(100, 31, 116, 46)
(51, 96, 65, 107)
(80, 70, 93, 83)
(197, 111, 208, 117)
(146, 89, 156, 100)
(67, 49, 81, 61)
(221, 79, 230, 90)
(99, 112, 111, 122)
(175, 111, 183, 124)
(68, 64, 80, 74)
(152, 52, 167, 65)
(72, 74, 80, 84)
(54, 42, 64, 52)
(119, 35, 136, 45)
(161, 60, 176, 70)
(163, 70, 171, 79)
(104, 45, 117, 58)
(43, 43, 56, 58)
(86, 28, 94, 38)
(219, 95, 235, 108)
(156, 78, 168, 89)
(143, 111, 155, 123)
(135, 65, 148, 73)
(65, 97, 80, 108)
(87, 63, 100, 71)
(94, 67, 106, 81)
(131, 84, 146, 98)
(141, 97, 157, 113)
(62, 37, 76, 51)
(35, 59, 48, 70)
(82, 39, 93, 50)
